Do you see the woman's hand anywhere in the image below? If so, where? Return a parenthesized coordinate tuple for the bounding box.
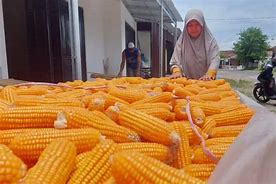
(199, 74, 214, 81)
(169, 72, 182, 79)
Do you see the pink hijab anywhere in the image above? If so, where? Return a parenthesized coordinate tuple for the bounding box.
(170, 9, 220, 79)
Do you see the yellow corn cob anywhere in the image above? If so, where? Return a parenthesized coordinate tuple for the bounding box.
(2, 86, 16, 103)
(138, 107, 175, 121)
(218, 91, 237, 98)
(111, 151, 205, 184)
(130, 102, 171, 111)
(90, 111, 141, 142)
(196, 82, 218, 89)
(192, 144, 230, 164)
(117, 142, 170, 162)
(103, 93, 130, 108)
(0, 144, 27, 183)
(193, 93, 221, 102)
(60, 109, 140, 143)
(0, 98, 11, 110)
(209, 108, 254, 126)
(212, 79, 226, 85)
(103, 177, 116, 184)
(23, 139, 76, 184)
(108, 87, 146, 103)
(88, 97, 105, 112)
(191, 106, 206, 126)
(174, 102, 188, 120)
(68, 140, 117, 184)
(173, 87, 195, 98)
(172, 121, 208, 145)
(170, 78, 193, 85)
(175, 100, 221, 116)
(131, 92, 173, 105)
(9, 128, 102, 165)
(184, 164, 216, 180)
(170, 122, 192, 168)
(202, 117, 217, 135)
(160, 82, 181, 92)
(14, 95, 45, 106)
(209, 124, 246, 138)
(117, 108, 180, 146)
(15, 87, 48, 96)
(0, 129, 34, 145)
(220, 104, 247, 113)
(0, 106, 65, 129)
(55, 89, 88, 99)
(124, 77, 145, 84)
(191, 101, 221, 116)
(184, 86, 200, 95)
(198, 87, 231, 95)
(205, 137, 236, 147)
(15, 96, 84, 107)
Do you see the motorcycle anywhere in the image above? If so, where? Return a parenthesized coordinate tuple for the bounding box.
(253, 58, 276, 103)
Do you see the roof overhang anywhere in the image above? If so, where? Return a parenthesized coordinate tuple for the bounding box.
(122, 0, 183, 23)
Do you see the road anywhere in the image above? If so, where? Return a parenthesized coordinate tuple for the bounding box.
(217, 69, 276, 113)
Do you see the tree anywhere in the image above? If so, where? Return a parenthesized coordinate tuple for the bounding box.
(233, 27, 269, 68)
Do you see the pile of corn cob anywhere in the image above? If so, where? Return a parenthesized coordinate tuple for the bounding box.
(0, 77, 255, 183)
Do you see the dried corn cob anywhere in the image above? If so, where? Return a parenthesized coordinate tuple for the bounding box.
(9, 128, 102, 165)
(111, 151, 204, 184)
(193, 93, 221, 102)
(117, 142, 169, 162)
(0, 106, 64, 129)
(184, 86, 200, 95)
(0, 129, 34, 145)
(103, 177, 116, 184)
(170, 122, 192, 168)
(138, 107, 175, 121)
(69, 140, 116, 184)
(170, 122, 208, 146)
(117, 108, 180, 146)
(0, 144, 27, 183)
(209, 108, 254, 126)
(90, 111, 141, 142)
(173, 87, 195, 98)
(88, 97, 105, 111)
(209, 124, 246, 138)
(108, 87, 146, 103)
(192, 144, 230, 164)
(202, 117, 217, 135)
(196, 82, 217, 89)
(184, 164, 216, 180)
(130, 102, 171, 111)
(131, 92, 173, 105)
(205, 137, 236, 147)
(2, 86, 16, 103)
(0, 99, 11, 110)
(16, 87, 48, 96)
(174, 102, 188, 120)
(191, 106, 206, 126)
(23, 139, 76, 184)
(60, 109, 140, 143)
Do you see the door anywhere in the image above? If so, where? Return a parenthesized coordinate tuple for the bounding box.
(79, 7, 87, 81)
(125, 22, 135, 48)
(59, 0, 73, 81)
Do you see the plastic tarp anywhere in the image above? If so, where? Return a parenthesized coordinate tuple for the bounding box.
(209, 92, 276, 184)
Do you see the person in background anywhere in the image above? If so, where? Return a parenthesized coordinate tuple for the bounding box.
(118, 42, 142, 77)
(170, 9, 220, 81)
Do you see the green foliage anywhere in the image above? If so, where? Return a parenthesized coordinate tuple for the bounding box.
(233, 27, 269, 68)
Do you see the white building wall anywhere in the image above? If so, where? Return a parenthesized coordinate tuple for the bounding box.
(79, 0, 105, 76)
(0, 0, 8, 79)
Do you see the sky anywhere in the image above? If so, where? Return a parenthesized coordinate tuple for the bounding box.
(172, 0, 276, 50)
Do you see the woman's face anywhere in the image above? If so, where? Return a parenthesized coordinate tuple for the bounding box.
(186, 20, 202, 39)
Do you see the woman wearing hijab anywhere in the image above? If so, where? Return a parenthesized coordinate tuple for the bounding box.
(170, 9, 220, 81)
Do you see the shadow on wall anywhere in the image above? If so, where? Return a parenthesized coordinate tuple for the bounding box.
(103, 57, 109, 75)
